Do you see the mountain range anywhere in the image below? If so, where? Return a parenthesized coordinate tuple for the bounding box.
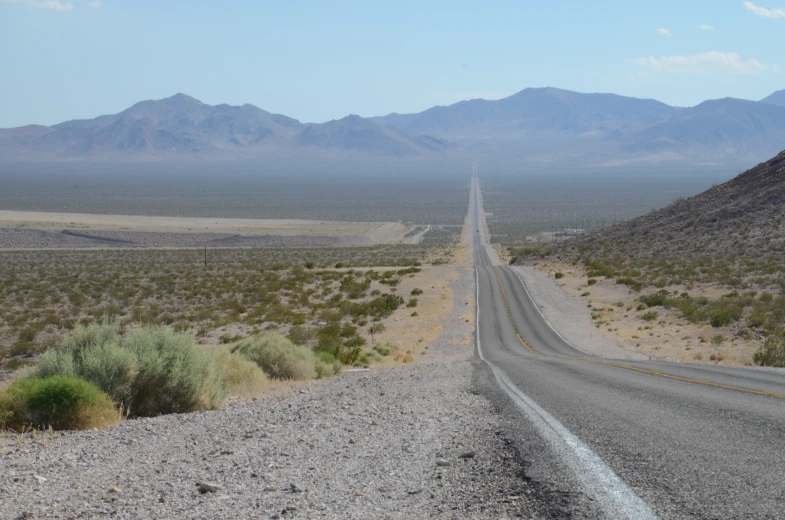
(2, 88, 785, 167)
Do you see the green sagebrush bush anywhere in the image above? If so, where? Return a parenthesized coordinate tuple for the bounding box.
(640, 311, 659, 322)
(753, 333, 785, 367)
(33, 321, 135, 406)
(123, 327, 227, 416)
(372, 341, 396, 356)
(209, 347, 268, 399)
(639, 292, 668, 307)
(31, 322, 227, 417)
(0, 375, 120, 431)
(231, 333, 340, 381)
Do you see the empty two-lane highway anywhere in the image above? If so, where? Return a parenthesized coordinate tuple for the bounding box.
(471, 174, 785, 519)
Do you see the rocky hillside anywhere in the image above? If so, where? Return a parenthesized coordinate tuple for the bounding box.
(571, 150, 785, 259)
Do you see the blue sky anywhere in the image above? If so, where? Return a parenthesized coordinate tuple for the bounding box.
(1, 0, 783, 127)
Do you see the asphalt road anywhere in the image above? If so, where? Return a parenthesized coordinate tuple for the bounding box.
(471, 173, 785, 519)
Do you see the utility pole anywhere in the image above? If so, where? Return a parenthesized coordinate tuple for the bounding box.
(204, 246, 207, 268)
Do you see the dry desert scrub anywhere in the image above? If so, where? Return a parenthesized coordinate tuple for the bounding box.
(0, 247, 446, 367)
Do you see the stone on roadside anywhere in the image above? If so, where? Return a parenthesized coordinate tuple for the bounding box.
(196, 483, 220, 494)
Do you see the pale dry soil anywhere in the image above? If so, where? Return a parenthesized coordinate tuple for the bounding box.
(0, 211, 413, 249)
(520, 260, 762, 365)
(0, 268, 549, 520)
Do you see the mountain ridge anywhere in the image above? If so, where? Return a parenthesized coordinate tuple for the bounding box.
(761, 89, 785, 108)
(2, 88, 784, 165)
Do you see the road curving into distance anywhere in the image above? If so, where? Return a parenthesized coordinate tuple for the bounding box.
(471, 173, 785, 519)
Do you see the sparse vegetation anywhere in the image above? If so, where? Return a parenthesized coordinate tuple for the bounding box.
(0, 248, 435, 368)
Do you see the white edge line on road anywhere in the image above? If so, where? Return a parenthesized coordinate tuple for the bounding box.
(475, 266, 658, 520)
(507, 266, 593, 356)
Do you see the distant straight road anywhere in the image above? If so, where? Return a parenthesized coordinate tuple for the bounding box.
(471, 173, 785, 519)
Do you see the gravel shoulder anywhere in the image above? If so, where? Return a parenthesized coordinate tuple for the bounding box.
(511, 265, 648, 360)
(1, 267, 548, 519)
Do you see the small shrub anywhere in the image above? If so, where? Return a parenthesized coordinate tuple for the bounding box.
(0, 375, 120, 431)
(748, 308, 767, 328)
(709, 311, 732, 328)
(587, 279, 597, 286)
(640, 311, 659, 322)
(372, 341, 396, 356)
(639, 293, 667, 307)
(286, 325, 312, 345)
(410, 288, 424, 296)
(368, 322, 386, 343)
(33, 322, 136, 406)
(314, 351, 342, 378)
(753, 334, 785, 367)
(710, 334, 726, 346)
(209, 348, 268, 399)
(219, 333, 244, 344)
(124, 327, 227, 416)
(232, 333, 320, 380)
(617, 278, 644, 292)
(407, 298, 418, 308)
(554, 272, 564, 280)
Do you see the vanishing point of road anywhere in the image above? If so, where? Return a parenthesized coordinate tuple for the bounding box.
(471, 173, 785, 519)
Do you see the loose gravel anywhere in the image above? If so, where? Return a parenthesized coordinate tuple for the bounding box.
(1, 267, 548, 519)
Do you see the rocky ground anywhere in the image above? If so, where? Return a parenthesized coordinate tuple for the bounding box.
(1, 267, 552, 520)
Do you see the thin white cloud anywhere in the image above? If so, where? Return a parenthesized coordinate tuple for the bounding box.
(434, 92, 507, 103)
(632, 51, 780, 75)
(656, 28, 672, 36)
(698, 24, 715, 30)
(0, 0, 101, 10)
(743, 1, 785, 18)
(628, 72, 651, 82)
(0, 0, 72, 9)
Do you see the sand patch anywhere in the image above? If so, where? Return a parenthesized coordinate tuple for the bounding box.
(372, 267, 460, 364)
(0, 210, 402, 240)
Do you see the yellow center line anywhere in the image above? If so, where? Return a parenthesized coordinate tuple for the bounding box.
(490, 267, 785, 400)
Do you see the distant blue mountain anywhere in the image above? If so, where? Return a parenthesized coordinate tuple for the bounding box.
(1, 88, 784, 166)
(761, 89, 785, 108)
